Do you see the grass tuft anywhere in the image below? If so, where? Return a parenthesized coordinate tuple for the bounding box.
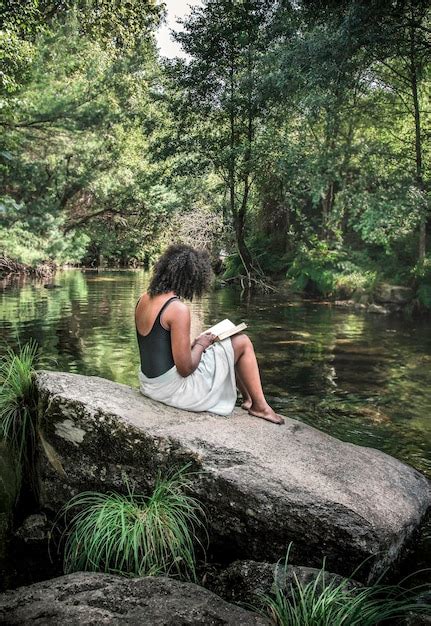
(257, 550, 431, 625)
(0, 340, 39, 472)
(58, 466, 206, 581)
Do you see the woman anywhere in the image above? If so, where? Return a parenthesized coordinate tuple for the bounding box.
(135, 244, 284, 425)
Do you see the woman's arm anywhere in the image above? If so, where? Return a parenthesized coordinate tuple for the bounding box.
(164, 301, 214, 377)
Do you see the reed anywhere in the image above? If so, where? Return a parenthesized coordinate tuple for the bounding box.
(58, 466, 206, 581)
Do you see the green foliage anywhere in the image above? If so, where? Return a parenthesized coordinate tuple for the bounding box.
(0, 340, 38, 474)
(0, 28, 35, 94)
(1, 0, 430, 285)
(58, 466, 206, 581)
(256, 551, 431, 625)
(412, 258, 431, 309)
(286, 240, 378, 298)
(287, 242, 338, 296)
(1, 3, 170, 268)
(417, 284, 431, 309)
(0, 220, 89, 266)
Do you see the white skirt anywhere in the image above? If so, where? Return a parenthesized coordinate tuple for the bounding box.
(138, 338, 237, 416)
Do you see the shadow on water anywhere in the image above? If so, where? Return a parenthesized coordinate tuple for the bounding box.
(1, 269, 430, 583)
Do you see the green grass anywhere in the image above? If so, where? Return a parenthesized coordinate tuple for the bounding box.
(57, 466, 206, 581)
(256, 553, 431, 626)
(0, 340, 39, 473)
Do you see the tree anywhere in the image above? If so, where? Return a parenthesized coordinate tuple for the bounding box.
(0, 2, 172, 266)
(170, 0, 275, 284)
(365, 0, 430, 262)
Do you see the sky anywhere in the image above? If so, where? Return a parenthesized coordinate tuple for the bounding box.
(155, 0, 202, 59)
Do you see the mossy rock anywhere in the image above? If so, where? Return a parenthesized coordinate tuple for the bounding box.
(0, 442, 19, 559)
(0, 442, 19, 513)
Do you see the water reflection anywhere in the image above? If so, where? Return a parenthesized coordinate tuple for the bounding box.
(1, 269, 431, 480)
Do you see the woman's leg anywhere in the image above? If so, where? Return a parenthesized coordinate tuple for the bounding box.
(236, 370, 252, 410)
(231, 334, 284, 425)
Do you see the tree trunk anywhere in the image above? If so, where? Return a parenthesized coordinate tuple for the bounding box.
(410, 11, 427, 262)
(419, 221, 426, 263)
(322, 181, 335, 240)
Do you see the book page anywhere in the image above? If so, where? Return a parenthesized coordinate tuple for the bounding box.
(206, 318, 236, 336)
(217, 322, 247, 341)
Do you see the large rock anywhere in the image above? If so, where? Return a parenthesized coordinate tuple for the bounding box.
(34, 371, 431, 583)
(207, 559, 361, 605)
(375, 283, 414, 304)
(0, 572, 267, 625)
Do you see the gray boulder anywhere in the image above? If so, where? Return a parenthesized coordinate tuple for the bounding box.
(0, 571, 267, 625)
(403, 617, 431, 625)
(34, 371, 431, 583)
(13, 513, 50, 544)
(208, 559, 361, 605)
(375, 284, 414, 304)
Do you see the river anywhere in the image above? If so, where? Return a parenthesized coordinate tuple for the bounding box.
(1, 269, 430, 577)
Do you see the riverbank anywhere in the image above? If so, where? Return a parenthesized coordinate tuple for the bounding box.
(222, 243, 431, 315)
(0, 256, 56, 280)
(2, 250, 430, 316)
(274, 279, 423, 316)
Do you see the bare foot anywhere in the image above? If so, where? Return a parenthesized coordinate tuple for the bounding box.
(248, 405, 285, 425)
(241, 399, 252, 411)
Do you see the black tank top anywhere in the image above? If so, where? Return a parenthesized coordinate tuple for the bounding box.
(136, 296, 179, 378)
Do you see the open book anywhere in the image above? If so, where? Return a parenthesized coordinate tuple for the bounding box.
(205, 318, 247, 341)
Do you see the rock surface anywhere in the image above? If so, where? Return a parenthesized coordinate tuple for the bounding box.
(375, 284, 414, 304)
(0, 444, 18, 561)
(0, 571, 267, 625)
(35, 371, 431, 582)
(368, 303, 390, 314)
(0, 443, 19, 590)
(208, 559, 361, 605)
(13, 513, 50, 544)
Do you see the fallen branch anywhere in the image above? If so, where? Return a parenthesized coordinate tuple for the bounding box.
(223, 273, 277, 293)
(0, 255, 56, 279)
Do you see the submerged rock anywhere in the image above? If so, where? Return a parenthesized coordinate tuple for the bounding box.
(368, 303, 390, 314)
(0, 571, 267, 625)
(34, 371, 431, 583)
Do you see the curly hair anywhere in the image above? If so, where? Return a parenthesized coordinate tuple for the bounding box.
(148, 244, 213, 300)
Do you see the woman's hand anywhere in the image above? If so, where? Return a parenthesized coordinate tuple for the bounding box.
(193, 332, 217, 351)
(167, 303, 215, 377)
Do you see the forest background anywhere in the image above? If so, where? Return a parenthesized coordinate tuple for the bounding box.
(0, 0, 430, 305)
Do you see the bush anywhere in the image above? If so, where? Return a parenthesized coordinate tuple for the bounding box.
(287, 240, 377, 298)
(334, 271, 376, 299)
(57, 466, 206, 581)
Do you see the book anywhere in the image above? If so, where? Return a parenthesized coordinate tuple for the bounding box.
(205, 318, 247, 341)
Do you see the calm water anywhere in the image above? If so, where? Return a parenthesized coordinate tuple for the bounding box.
(1, 269, 431, 574)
